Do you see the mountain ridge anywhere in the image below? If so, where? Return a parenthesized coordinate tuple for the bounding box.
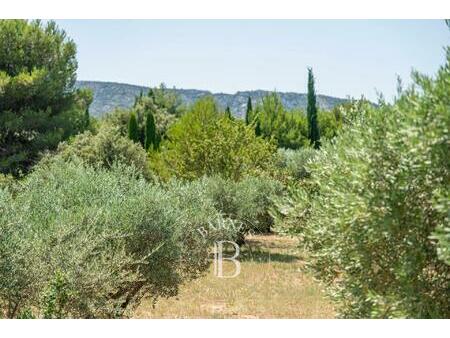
(75, 80, 349, 118)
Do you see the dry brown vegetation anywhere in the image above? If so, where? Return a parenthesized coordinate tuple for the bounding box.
(134, 234, 334, 318)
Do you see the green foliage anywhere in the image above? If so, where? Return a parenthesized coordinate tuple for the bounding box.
(202, 176, 284, 243)
(0, 173, 16, 192)
(331, 97, 374, 126)
(307, 68, 320, 149)
(153, 96, 276, 181)
(161, 176, 283, 245)
(55, 124, 152, 180)
(0, 20, 92, 176)
(105, 86, 179, 148)
(127, 111, 139, 143)
(253, 92, 337, 150)
(274, 147, 317, 182)
(148, 83, 184, 116)
(279, 52, 450, 318)
(163, 178, 241, 244)
(253, 93, 308, 149)
(0, 159, 217, 318)
(42, 270, 71, 319)
(254, 119, 262, 137)
(144, 111, 157, 150)
(225, 106, 232, 119)
(245, 97, 253, 125)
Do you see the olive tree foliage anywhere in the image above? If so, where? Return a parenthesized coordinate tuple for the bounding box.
(274, 147, 317, 182)
(277, 51, 450, 318)
(0, 159, 222, 318)
(152, 96, 276, 181)
(0, 20, 92, 176)
(201, 176, 284, 244)
(161, 175, 283, 246)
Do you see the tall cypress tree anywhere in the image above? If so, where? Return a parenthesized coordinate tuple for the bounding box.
(255, 119, 262, 137)
(225, 106, 232, 119)
(307, 68, 320, 149)
(148, 88, 154, 100)
(144, 111, 156, 150)
(245, 97, 253, 125)
(128, 111, 139, 143)
(84, 108, 90, 130)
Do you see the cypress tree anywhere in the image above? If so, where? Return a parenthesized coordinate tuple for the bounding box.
(128, 111, 140, 143)
(307, 67, 320, 149)
(144, 111, 156, 150)
(148, 88, 154, 100)
(134, 90, 143, 107)
(84, 108, 90, 129)
(245, 97, 253, 125)
(255, 118, 262, 137)
(225, 106, 232, 119)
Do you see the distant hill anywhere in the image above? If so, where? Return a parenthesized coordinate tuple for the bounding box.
(75, 80, 349, 118)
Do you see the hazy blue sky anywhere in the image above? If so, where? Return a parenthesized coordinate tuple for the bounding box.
(55, 20, 449, 101)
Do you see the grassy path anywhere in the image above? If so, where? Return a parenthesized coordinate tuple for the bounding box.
(134, 234, 334, 318)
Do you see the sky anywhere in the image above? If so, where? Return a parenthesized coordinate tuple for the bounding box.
(55, 20, 449, 101)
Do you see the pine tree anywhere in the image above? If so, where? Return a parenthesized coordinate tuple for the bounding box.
(245, 97, 253, 125)
(0, 20, 92, 176)
(128, 112, 140, 143)
(307, 68, 320, 149)
(144, 111, 156, 150)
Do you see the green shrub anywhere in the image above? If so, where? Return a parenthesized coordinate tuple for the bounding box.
(164, 178, 241, 244)
(55, 125, 153, 180)
(279, 51, 450, 318)
(275, 148, 317, 181)
(0, 159, 214, 318)
(202, 176, 284, 243)
(0, 173, 17, 192)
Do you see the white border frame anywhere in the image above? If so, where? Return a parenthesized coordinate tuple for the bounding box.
(0, 0, 449, 19)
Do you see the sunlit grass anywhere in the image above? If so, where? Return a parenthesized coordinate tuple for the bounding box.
(134, 234, 334, 318)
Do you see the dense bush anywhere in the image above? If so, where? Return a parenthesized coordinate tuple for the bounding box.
(54, 125, 153, 180)
(0, 173, 16, 192)
(152, 96, 276, 180)
(275, 148, 317, 181)
(164, 178, 241, 244)
(0, 159, 217, 318)
(201, 176, 284, 244)
(279, 51, 450, 318)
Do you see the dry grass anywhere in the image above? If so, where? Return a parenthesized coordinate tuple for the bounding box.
(134, 234, 334, 318)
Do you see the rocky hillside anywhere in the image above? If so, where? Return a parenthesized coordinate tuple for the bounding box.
(76, 80, 348, 118)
